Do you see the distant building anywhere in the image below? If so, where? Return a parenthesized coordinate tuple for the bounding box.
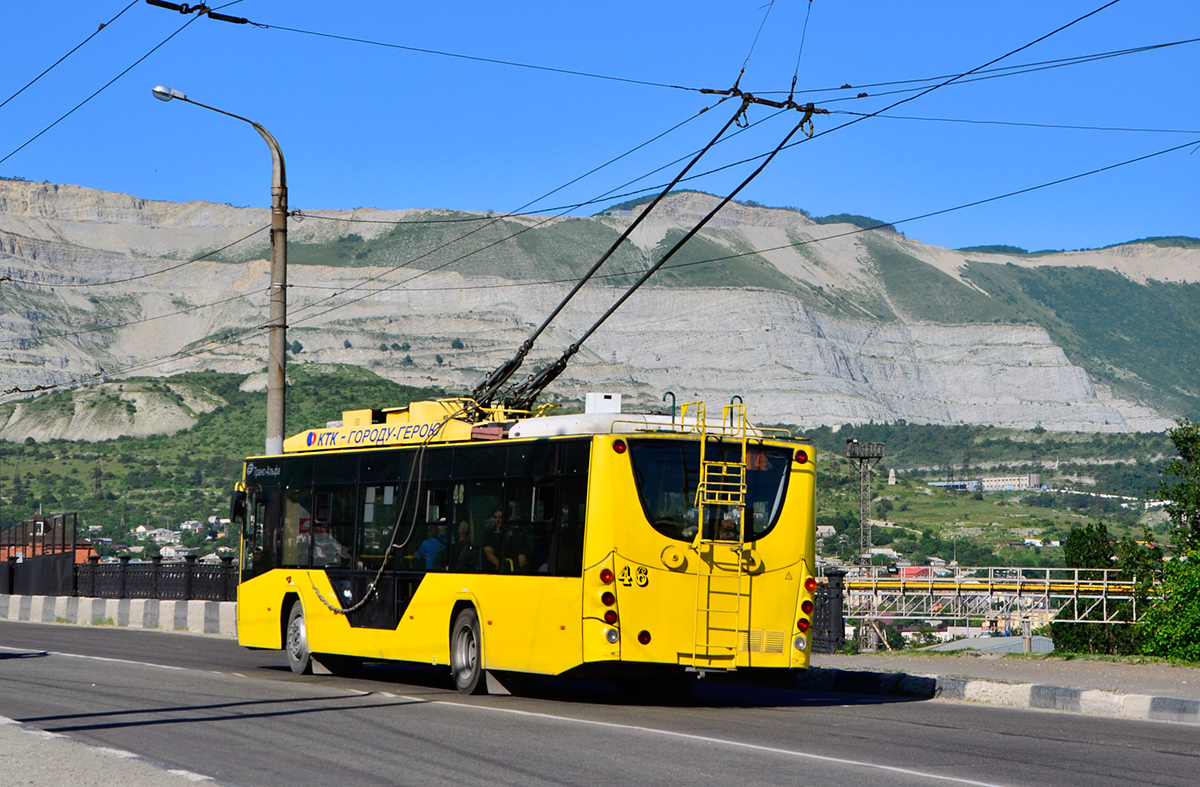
(816, 525, 837, 539)
(980, 473, 1041, 492)
(888, 468, 896, 486)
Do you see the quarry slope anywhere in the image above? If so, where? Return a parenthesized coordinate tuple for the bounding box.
(1, 180, 1192, 440)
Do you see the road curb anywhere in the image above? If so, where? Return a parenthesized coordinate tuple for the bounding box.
(801, 666, 1200, 725)
(0, 593, 237, 638)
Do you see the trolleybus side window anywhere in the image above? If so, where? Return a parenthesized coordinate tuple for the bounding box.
(359, 483, 404, 571)
(281, 486, 311, 568)
(311, 486, 356, 569)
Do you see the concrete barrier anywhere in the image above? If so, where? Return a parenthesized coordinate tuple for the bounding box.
(0, 593, 236, 638)
(796, 665, 1200, 725)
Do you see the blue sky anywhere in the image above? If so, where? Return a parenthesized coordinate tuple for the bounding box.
(1, 0, 1197, 252)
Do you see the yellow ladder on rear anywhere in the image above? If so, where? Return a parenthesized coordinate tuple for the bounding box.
(683, 402, 751, 671)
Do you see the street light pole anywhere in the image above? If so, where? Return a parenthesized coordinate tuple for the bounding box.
(153, 86, 287, 455)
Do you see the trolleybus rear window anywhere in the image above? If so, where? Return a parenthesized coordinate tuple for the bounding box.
(627, 439, 791, 542)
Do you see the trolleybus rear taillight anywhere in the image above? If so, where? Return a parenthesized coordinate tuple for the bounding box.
(601, 591, 615, 606)
(796, 618, 811, 632)
(613, 439, 627, 454)
(801, 600, 814, 614)
(804, 576, 818, 592)
(794, 449, 808, 464)
(599, 567, 614, 584)
(604, 610, 618, 625)
(638, 630, 651, 645)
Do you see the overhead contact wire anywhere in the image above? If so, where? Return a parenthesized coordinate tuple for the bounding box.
(0, 1, 139, 113)
(257, 22, 702, 92)
(758, 35, 1200, 99)
(0, 13, 201, 167)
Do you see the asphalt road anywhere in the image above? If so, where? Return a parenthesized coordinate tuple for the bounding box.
(0, 621, 1196, 787)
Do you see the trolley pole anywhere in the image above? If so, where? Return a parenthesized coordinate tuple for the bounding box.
(152, 86, 288, 455)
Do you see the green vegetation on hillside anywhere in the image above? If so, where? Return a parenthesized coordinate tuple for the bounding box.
(956, 244, 1029, 255)
(864, 237, 1021, 323)
(806, 421, 1172, 567)
(1102, 236, 1200, 250)
(0, 367, 447, 540)
(962, 262, 1200, 417)
(810, 213, 896, 233)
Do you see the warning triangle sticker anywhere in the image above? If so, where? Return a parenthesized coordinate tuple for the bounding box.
(785, 572, 793, 580)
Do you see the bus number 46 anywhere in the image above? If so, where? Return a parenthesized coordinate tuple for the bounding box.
(618, 566, 649, 587)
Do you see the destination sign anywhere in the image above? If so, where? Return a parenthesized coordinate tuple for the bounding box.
(287, 420, 450, 453)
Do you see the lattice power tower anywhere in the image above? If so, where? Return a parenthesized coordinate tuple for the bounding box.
(845, 439, 885, 567)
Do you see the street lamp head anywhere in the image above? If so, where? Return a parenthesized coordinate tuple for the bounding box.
(152, 85, 186, 102)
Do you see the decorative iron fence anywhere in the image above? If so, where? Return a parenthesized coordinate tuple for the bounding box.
(75, 555, 238, 602)
(811, 570, 846, 653)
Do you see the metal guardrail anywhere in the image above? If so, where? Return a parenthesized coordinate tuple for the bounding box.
(821, 565, 1150, 626)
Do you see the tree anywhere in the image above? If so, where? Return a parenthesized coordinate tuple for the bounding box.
(451, 338, 465, 350)
(1157, 418, 1200, 551)
(1136, 554, 1200, 661)
(1063, 522, 1112, 572)
(1052, 522, 1155, 655)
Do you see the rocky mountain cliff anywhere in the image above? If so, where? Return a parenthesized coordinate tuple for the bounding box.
(1, 179, 1195, 440)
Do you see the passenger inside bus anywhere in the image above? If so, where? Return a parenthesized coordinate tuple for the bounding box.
(414, 524, 448, 570)
(449, 520, 477, 571)
(483, 509, 530, 573)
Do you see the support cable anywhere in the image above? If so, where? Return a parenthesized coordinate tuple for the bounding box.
(787, 0, 816, 105)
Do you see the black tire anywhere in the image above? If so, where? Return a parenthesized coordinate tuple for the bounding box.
(285, 601, 313, 675)
(450, 607, 486, 694)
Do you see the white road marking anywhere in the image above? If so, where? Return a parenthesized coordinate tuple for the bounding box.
(409, 697, 1010, 787)
(0, 644, 189, 671)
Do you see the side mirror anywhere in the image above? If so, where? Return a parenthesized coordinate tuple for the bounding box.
(229, 490, 246, 528)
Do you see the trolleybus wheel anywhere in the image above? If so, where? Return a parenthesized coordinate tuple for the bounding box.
(285, 601, 313, 675)
(450, 607, 486, 694)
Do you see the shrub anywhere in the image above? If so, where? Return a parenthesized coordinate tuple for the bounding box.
(1137, 555, 1200, 661)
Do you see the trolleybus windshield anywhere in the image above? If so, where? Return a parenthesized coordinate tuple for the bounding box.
(626, 438, 791, 542)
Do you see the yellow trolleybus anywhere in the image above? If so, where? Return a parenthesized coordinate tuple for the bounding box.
(231, 393, 817, 693)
